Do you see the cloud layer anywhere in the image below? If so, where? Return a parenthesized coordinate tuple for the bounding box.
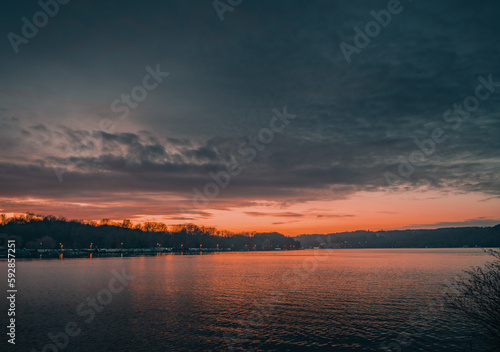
(0, 0, 499, 231)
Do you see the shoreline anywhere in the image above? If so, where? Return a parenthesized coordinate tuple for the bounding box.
(1, 247, 493, 260)
(0, 247, 292, 259)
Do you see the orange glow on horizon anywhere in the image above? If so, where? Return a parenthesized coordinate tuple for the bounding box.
(2, 190, 499, 236)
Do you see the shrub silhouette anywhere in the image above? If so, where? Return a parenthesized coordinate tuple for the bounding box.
(446, 249, 500, 351)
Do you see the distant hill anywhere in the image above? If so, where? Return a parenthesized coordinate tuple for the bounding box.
(295, 225, 500, 249)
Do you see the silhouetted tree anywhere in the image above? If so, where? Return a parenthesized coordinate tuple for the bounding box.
(122, 219, 133, 228)
(100, 219, 110, 226)
(446, 249, 500, 350)
(39, 236, 56, 249)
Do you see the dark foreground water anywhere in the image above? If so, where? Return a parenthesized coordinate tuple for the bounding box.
(0, 249, 493, 351)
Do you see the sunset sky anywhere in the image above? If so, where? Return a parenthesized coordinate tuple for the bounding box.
(1, 0, 499, 235)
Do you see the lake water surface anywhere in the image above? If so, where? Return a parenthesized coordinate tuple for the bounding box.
(3, 249, 493, 351)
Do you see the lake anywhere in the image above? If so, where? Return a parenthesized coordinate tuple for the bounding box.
(2, 249, 493, 351)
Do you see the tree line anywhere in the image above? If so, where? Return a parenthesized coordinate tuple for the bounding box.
(0, 213, 300, 250)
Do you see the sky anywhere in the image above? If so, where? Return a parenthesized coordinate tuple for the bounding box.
(0, 0, 499, 235)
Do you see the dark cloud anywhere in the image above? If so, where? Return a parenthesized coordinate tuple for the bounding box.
(0, 0, 499, 220)
(405, 218, 500, 229)
(316, 214, 355, 218)
(272, 221, 300, 225)
(245, 212, 304, 218)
